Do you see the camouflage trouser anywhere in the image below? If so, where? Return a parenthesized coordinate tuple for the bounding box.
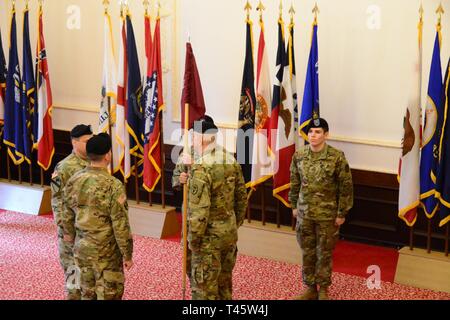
(190, 242, 237, 300)
(299, 219, 339, 287)
(75, 254, 124, 300)
(56, 228, 81, 300)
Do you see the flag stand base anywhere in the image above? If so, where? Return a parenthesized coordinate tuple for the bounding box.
(128, 200, 180, 239)
(0, 179, 52, 215)
(394, 246, 450, 293)
(237, 221, 302, 265)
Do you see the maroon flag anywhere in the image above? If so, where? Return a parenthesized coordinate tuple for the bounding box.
(181, 42, 205, 129)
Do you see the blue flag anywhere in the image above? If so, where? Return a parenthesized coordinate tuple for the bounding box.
(3, 11, 23, 165)
(0, 26, 7, 144)
(420, 30, 443, 218)
(21, 9, 34, 164)
(126, 15, 144, 163)
(435, 58, 450, 227)
(299, 22, 319, 141)
(237, 19, 256, 186)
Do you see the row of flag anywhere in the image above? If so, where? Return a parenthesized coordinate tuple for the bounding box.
(100, 7, 164, 192)
(237, 8, 320, 207)
(398, 8, 450, 228)
(0, 4, 54, 171)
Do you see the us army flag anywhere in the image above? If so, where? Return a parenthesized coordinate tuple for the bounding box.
(250, 17, 272, 188)
(99, 11, 119, 172)
(398, 17, 423, 227)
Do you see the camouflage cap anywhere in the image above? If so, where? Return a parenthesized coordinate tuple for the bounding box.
(70, 124, 93, 138)
(306, 117, 329, 132)
(200, 114, 214, 124)
(86, 133, 112, 155)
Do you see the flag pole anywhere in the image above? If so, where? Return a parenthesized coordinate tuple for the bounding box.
(6, 151, 11, 181)
(276, 199, 281, 228)
(18, 163, 22, 184)
(182, 103, 189, 300)
(427, 219, 432, 253)
(156, 2, 166, 209)
(134, 155, 140, 204)
(29, 160, 32, 185)
(160, 109, 166, 208)
(103, 1, 114, 176)
(25, 0, 33, 187)
(409, 225, 414, 250)
(143, 0, 152, 208)
(38, 0, 44, 188)
(445, 224, 449, 256)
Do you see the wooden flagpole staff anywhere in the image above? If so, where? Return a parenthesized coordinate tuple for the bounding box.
(182, 103, 189, 300)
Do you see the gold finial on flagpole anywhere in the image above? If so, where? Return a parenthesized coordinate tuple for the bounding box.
(436, 2, 444, 26)
(279, 0, 283, 20)
(25, 0, 30, 10)
(289, 2, 295, 24)
(257, 1, 265, 22)
(312, 2, 320, 23)
(143, 0, 150, 15)
(419, 3, 424, 22)
(103, 0, 110, 14)
(244, 1, 252, 21)
(157, 1, 161, 19)
(12, 0, 16, 10)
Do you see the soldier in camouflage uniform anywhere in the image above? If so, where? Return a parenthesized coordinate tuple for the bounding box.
(50, 124, 93, 300)
(186, 120, 247, 300)
(289, 118, 353, 300)
(62, 133, 133, 300)
(172, 115, 215, 282)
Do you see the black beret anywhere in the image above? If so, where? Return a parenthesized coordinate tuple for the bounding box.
(306, 117, 329, 132)
(192, 120, 218, 134)
(86, 133, 112, 155)
(199, 115, 214, 124)
(70, 124, 93, 138)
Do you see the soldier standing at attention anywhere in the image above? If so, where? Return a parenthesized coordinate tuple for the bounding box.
(50, 124, 93, 300)
(289, 118, 353, 300)
(172, 115, 216, 283)
(187, 120, 247, 300)
(63, 133, 133, 300)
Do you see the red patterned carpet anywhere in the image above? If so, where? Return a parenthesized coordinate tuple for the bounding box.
(0, 210, 449, 300)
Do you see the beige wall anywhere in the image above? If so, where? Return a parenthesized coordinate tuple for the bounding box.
(0, 0, 448, 174)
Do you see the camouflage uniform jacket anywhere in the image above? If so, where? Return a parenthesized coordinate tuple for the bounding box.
(63, 167, 133, 261)
(288, 144, 353, 221)
(188, 145, 247, 248)
(172, 145, 227, 190)
(51, 153, 89, 230)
